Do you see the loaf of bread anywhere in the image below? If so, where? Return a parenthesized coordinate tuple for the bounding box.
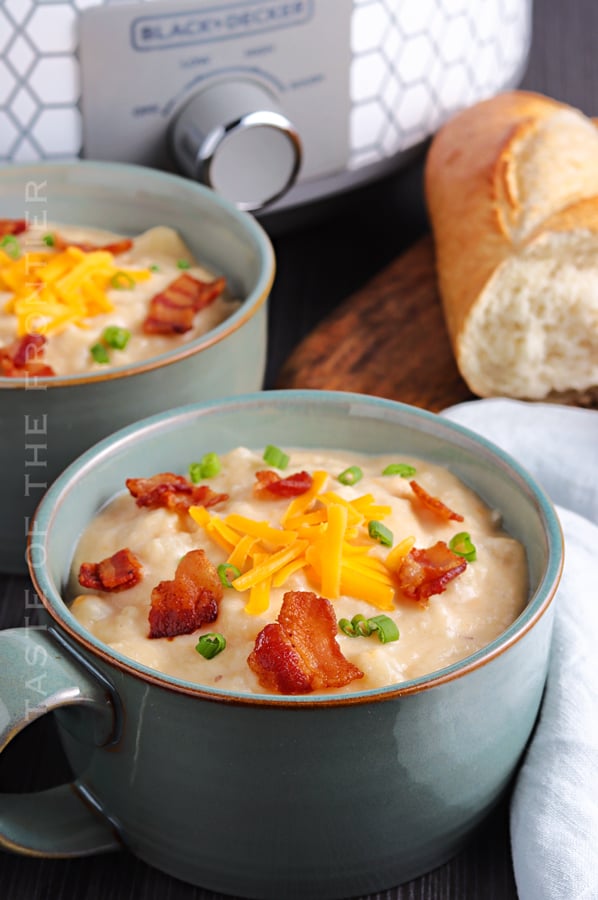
(425, 89, 598, 403)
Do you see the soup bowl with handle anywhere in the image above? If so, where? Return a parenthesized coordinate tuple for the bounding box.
(0, 390, 562, 899)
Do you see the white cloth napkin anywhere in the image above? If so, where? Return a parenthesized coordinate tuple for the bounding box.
(441, 399, 598, 900)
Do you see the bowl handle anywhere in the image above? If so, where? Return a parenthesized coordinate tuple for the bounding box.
(0, 626, 121, 856)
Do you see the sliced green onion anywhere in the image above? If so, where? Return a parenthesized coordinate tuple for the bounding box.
(149, 264, 160, 272)
(263, 444, 289, 469)
(102, 325, 131, 350)
(188, 462, 203, 483)
(367, 614, 400, 643)
(338, 614, 399, 643)
(110, 271, 136, 290)
(368, 520, 393, 547)
(0, 234, 20, 259)
(195, 632, 226, 659)
(382, 463, 417, 477)
(338, 617, 356, 637)
(339, 614, 370, 637)
(189, 452, 222, 483)
(90, 342, 110, 364)
(353, 615, 374, 637)
(337, 465, 363, 486)
(177, 259, 191, 270)
(217, 563, 241, 588)
(449, 532, 477, 562)
(42, 233, 55, 247)
(199, 452, 221, 478)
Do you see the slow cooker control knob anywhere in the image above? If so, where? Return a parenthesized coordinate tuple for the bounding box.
(170, 80, 302, 211)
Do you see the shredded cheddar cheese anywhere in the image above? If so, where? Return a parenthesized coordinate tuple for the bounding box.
(386, 535, 416, 570)
(280, 470, 328, 524)
(0, 244, 151, 336)
(232, 540, 309, 593)
(226, 534, 257, 570)
(244, 552, 272, 615)
(189, 469, 413, 615)
(319, 503, 348, 599)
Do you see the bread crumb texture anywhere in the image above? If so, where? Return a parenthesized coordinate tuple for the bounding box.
(461, 232, 598, 398)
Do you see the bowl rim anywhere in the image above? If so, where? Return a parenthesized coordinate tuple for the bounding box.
(28, 390, 564, 708)
(0, 160, 275, 389)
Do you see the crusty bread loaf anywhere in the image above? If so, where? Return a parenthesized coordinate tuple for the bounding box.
(425, 90, 598, 402)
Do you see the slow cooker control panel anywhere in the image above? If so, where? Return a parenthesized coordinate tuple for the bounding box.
(79, 0, 352, 211)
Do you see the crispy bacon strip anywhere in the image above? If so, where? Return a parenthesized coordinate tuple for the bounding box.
(51, 233, 133, 255)
(148, 549, 223, 638)
(12, 333, 45, 367)
(409, 480, 464, 522)
(248, 591, 364, 694)
(396, 541, 467, 604)
(126, 472, 228, 513)
(248, 623, 313, 693)
(142, 273, 226, 335)
(79, 547, 143, 593)
(253, 470, 313, 498)
(0, 219, 27, 237)
(0, 334, 55, 378)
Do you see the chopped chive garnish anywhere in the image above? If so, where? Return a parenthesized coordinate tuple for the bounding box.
(0, 234, 20, 259)
(150, 264, 160, 272)
(339, 614, 370, 637)
(110, 271, 136, 290)
(217, 563, 241, 587)
(199, 452, 221, 478)
(42, 233, 55, 247)
(449, 532, 477, 562)
(189, 462, 203, 483)
(368, 520, 393, 547)
(102, 325, 131, 350)
(338, 614, 399, 643)
(189, 452, 222, 483)
(90, 342, 110, 364)
(337, 466, 363, 486)
(195, 632, 226, 659)
(263, 444, 289, 469)
(368, 614, 400, 643)
(177, 259, 191, 269)
(382, 463, 417, 477)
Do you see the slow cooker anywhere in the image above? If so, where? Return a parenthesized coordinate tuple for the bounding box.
(0, 0, 532, 215)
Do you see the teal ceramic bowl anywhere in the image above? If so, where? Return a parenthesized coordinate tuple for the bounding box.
(0, 161, 274, 573)
(1, 391, 562, 899)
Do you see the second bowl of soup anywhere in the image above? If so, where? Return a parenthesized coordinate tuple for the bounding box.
(0, 161, 274, 572)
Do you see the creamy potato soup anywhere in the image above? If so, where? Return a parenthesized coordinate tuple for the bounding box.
(69, 448, 527, 695)
(0, 221, 239, 377)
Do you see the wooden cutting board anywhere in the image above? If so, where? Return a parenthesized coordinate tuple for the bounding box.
(276, 235, 476, 412)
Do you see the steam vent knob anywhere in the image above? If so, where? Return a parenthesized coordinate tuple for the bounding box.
(171, 80, 302, 211)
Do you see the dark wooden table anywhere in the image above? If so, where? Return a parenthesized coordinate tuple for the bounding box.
(2, 2, 596, 897)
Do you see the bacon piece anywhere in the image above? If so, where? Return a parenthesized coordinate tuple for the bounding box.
(248, 591, 364, 694)
(0, 334, 55, 378)
(78, 547, 143, 593)
(253, 470, 313, 498)
(253, 470, 280, 494)
(148, 549, 223, 638)
(0, 219, 27, 237)
(12, 333, 46, 367)
(409, 480, 464, 522)
(51, 233, 133, 255)
(126, 472, 228, 513)
(142, 273, 226, 335)
(248, 623, 313, 693)
(395, 541, 467, 604)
